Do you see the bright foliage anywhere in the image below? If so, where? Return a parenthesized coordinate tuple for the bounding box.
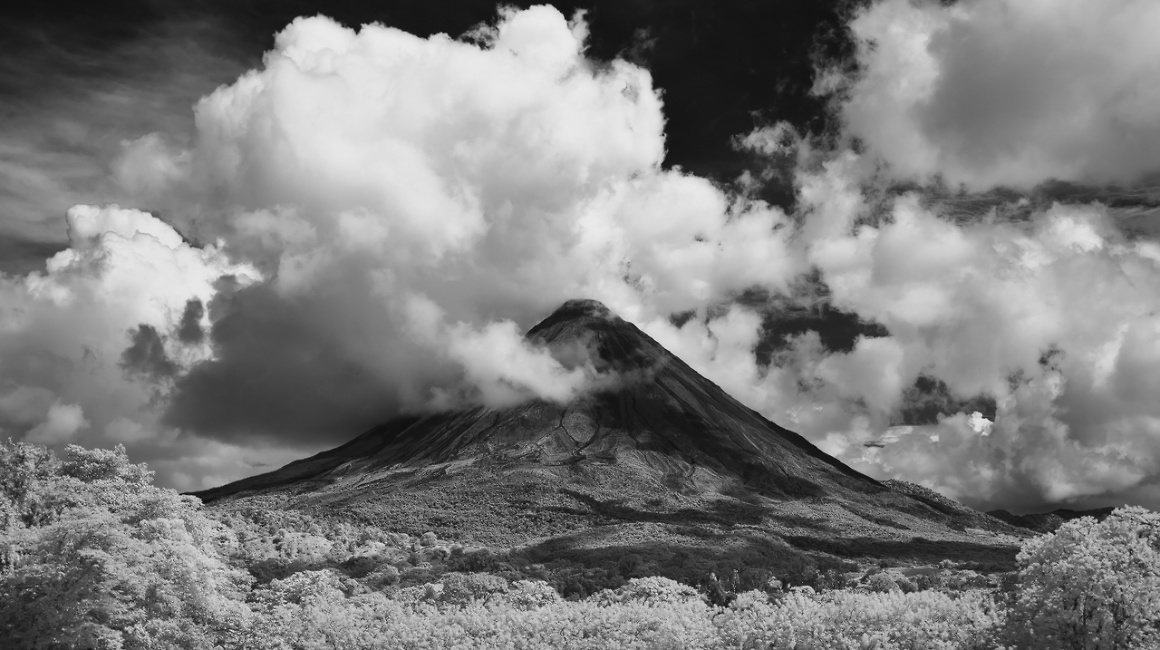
(1009, 506, 1160, 649)
(2, 441, 1159, 649)
(0, 441, 251, 649)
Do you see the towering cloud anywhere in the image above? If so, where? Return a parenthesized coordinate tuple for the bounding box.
(0, 204, 266, 489)
(140, 6, 796, 438)
(2, 7, 798, 488)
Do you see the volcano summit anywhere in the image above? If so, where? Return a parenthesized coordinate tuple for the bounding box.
(197, 300, 1020, 570)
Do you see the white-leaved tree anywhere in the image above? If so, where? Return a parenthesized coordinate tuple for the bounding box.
(1010, 506, 1160, 649)
(0, 441, 252, 649)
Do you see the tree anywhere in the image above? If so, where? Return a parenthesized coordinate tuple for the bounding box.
(1009, 506, 1160, 649)
(0, 441, 251, 649)
(865, 571, 901, 593)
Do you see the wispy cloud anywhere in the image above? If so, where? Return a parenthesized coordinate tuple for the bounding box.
(0, 14, 245, 272)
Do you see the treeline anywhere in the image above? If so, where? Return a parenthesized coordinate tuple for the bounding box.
(2, 441, 1158, 649)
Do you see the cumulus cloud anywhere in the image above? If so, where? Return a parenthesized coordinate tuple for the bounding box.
(110, 7, 800, 449)
(0, 203, 260, 488)
(830, 0, 1160, 190)
(1, 7, 799, 489)
(698, 65, 1160, 511)
(26, 402, 89, 445)
(760, 0, 1160, 511)
(770, 145, 1160, 511)
(647, 180, 1160, 513)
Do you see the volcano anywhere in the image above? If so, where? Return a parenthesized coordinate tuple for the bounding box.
(196, 299, 1020, 569)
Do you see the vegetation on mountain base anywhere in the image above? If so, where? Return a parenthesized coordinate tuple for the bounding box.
(3, 440, 1158, 649)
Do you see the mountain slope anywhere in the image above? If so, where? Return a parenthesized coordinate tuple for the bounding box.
(987, 506, 1117, 533)
(196, 299, 1022, 567)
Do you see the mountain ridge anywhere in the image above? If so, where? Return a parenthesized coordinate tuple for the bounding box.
(195, 299, 1023, 571)
(986, 506, 1118, 533)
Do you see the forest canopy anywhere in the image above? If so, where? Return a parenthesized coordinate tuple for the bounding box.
(2, 440, 1158, 649)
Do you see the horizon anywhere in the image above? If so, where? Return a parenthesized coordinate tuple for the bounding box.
(4, 0, 1160, 516)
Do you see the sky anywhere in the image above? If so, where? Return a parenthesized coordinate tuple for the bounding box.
(3, 0, 1160, 514)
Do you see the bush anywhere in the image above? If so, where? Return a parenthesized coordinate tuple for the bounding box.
(618, 553, 644, 577)
(449, 548, 501, 572)
(729, 589, 770, 610)
(700, 571, 734, 607)
(547, 564, 625, 599)
(367, 564, 401, 588)
(815, 568, 850, 592)
(503, 579, 562, 610)
(439, 572, 509, 605)
(866, 571, 901, 593)
(342, 554, 380, 579)
(592, 576, 702, 607)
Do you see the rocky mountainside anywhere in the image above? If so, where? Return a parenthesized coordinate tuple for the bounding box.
(196, 299, 1022, 573)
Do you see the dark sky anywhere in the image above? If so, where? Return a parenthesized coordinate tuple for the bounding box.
(1, 0, 858, 239)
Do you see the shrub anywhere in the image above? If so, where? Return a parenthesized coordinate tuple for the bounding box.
(730, 589, 770, 610)
(593, 576, 702, 607)
(913, 572, 942, 591)
(866, 571, 901, 593)
(891, 572, 918, 594)
(700, 572, 734, 607)
(815, 568, 850, 591)
(426, 545, 451, 561)
(547, 564, 625, 599)
(342, 554, 380, 578)
(618, 552, 645, 577)
(503, 579, 562, 610)
(450, 548, 501, 572)
(367, 564, 402, 588)
(764, 575, 785, 593)
(439, 571, 509, 605)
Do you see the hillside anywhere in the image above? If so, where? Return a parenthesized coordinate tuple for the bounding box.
(196, 299, 1024, 578)
(987, 506, 1117, 533)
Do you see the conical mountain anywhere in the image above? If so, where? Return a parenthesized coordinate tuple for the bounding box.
(196, 299, 1019, 567)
